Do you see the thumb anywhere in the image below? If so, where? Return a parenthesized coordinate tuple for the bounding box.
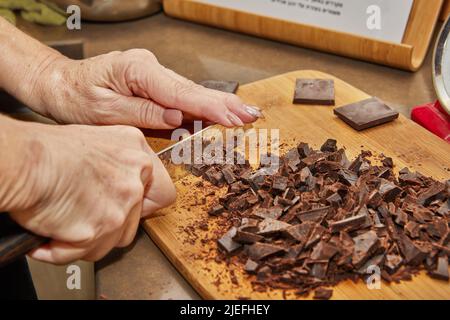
(29, 241, 88, 265)
(109, 93, 183, 129)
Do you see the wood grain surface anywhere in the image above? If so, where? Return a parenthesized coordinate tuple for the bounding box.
(142, 70, 450, 300)
(163, 0, 443, 71)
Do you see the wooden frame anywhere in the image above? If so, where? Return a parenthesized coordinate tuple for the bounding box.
(441, 0, 450, 20)
(163, 0, 443, 71)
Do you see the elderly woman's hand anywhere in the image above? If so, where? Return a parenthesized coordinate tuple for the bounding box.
(30, 49, 261, 129)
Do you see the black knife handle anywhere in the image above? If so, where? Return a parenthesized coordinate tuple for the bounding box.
(0, 214, 49, 268)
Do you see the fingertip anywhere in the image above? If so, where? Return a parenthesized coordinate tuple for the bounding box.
(223, 94, 259, 124)
(28, 245, 51, 262)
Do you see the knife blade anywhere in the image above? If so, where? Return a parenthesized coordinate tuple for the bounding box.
(0, 125, 213, 267)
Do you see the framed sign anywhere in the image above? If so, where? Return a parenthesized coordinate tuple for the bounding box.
(163, 0, 444, 71)
(196, 0, 414, 43)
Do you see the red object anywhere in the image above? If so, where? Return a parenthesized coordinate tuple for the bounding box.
(411, 100, 450, 143)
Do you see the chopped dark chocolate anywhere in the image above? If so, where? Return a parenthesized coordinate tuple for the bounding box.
(293, 79, 335, 105)
(352, 230, 380, 268)
(195, 139, 449, 299)
(416, 182, 446, 206)
(209, 204, 224, 216)
(283, 222, 314, 243)
(252, 206, 283, 220)
(320, 139, 338, 153)
(385, 254, 403, 274)
(429, 256, 449, 281)
(200, 80, 239, 93)
(296, 206, 329, 223)
(310, 241, 339, 261)
(217, 227, 242, 255)
(333, 97, 399, 131)
(233, 230, 264, 244)
(222, 166, 236, 184)
(329, 214, 367, 233)
(272, 175, 289, 193)
(257, 218, 291, 235)
(313, 288, 333, 300)
(379, 179, 402, 202)
(248, 243, 285, 261)
(244, 259, 259, 274)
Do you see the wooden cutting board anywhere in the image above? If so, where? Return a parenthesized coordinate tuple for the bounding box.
(142, 70, 450, 300)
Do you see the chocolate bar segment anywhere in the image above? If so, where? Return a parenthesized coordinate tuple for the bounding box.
(293, 79, 335, 105)
(333, 97, 399, 131)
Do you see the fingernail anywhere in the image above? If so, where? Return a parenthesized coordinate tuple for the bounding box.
(244, 105, 263, 118)
(227, 112, 244, 127)
(163, 109, 183, 127)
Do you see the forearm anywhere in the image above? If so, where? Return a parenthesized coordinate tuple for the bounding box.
(0, 114, 41, 212)
(0, 17, 64, 116)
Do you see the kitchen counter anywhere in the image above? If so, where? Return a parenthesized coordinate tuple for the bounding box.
(12, 12, 439, 299)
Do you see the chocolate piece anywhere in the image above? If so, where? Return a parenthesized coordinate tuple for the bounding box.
(416, 182, 446, 206)
(203, 167, 224, 186)
(305, 225, 326, 249)
(333, 97, 399, 131)
(240, 218, 260, 233)
(338, 169, 358, 186)
(429, 256, 449, 281)
(330, 214, 367, 233)
(382, 157, 394, 168)
(310, 261, 329, 279)
(404, 221, 421, 239)
(313, 288, 333, 300)
(352, 230, 380, 268)
(297, 142, 311, 158)
(222, 167, 236, 185)
(385, 254, 403, 274)
(283, 222, 314, 243)
(394, 209, 409, 226)
(252, 206, 283, 220)
(200, 80, 239, 93)
(208, 204, 224, 216)
(310, 241, 339, 261)
(272, 175, 289, 193)
(379, 179, 402, 202)
(248, 243, 285, 261)
(320, 139, 338, 153)
(293, 79, 335, 105)
(244, 259, 259, 274)
(217, 227, 242, 255)
(397, 233, 428, 265)
(356, 254, 384, 274)
(326, 193, 342, 206)
(233, 230, 264, 244)
(296, 206, 329, 223)
(257, 218, 291, 235)
(191, 164, 207, 177)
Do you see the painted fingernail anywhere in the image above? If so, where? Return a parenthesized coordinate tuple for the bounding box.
(244, 105, 263, 118)
(163, 109, 183, 127)
(227, 112, 244, 127)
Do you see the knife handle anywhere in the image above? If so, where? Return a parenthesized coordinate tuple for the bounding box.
(0, 214, 48, 268)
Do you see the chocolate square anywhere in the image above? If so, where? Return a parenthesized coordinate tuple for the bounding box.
(293, 79, 335, 105)
(334, 97, 399, 131)
(199, 80, 239, 93)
